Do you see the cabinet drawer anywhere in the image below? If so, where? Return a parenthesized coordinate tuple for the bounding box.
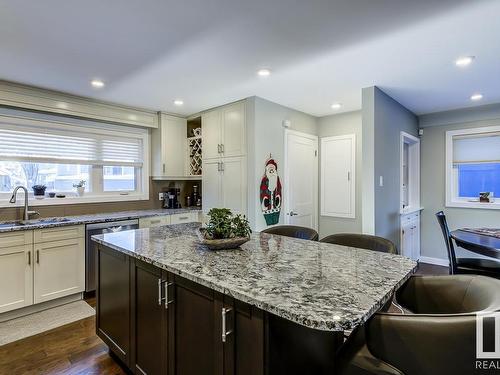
(0, 230, 32, 248)
(34, 225, 84, 243)
(171, 212, 197, 224)
(139, 216, 171, 229)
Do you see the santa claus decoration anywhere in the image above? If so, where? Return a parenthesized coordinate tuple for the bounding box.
(260, 155, 282, 225)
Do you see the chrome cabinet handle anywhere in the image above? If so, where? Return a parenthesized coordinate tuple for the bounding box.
(289, 211, 299, 216)
(220, 144, 224, 153)
(222, 307, 233, 343)
(220, 162, 224, 172)
(217, 144, 221, 154)
(27, 251, 31, 266)
(158, 279, 164, 306)
(36, 249, 40, 264)
(165, 281, 174, 309)
(163, 163, 166, 173)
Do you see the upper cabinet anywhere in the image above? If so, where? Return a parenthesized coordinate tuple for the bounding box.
(202, 101, 246, 160)
(152, 113, 188, 178)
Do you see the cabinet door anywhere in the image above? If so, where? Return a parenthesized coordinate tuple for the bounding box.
(169, 276, 223, 375)
(222, 298, 265, 375)
(139, 216, 172, 229)
(132, 260, 168, 375)
(220, 157, 247, 215)
(0, 245, 33, 313)
(170, 212, 197, 225)
(221, 102, 245, 158)
(161, 114, 188, 176)
(202, 110, 222, 160)
(400, 221, 413, 259)
(202, 160, 222, 213)
(97, 245, 131, 367)
(411, 218, 421, 260)
(34, 237, 85, 303)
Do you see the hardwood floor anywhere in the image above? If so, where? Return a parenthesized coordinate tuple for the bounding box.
(0, 296, 128, 375)
(0, 264, 448, 374)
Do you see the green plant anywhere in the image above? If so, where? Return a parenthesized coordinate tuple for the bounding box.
(73, 180, 86, 188)
(205, 208, 251, 239)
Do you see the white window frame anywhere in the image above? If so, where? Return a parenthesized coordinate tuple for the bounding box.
(0, 114, 150, 207)
(445, 125, 500, 210)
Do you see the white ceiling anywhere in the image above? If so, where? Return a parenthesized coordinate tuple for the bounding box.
(1, 0, 499, 117)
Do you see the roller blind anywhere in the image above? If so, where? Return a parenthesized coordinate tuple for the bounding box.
(453, 132, 500, 164)
(0, 123, 143, 166)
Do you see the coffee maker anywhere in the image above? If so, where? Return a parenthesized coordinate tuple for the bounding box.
(163, 188, 181, 209)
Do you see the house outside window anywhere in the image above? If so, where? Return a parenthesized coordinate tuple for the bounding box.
(0, 115, 149, 206)
(446, 125, 500, 209)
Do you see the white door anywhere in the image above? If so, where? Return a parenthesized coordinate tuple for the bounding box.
(202, 110, 222, 160)
(320, 135, 356, 218)
(161, 114, 187, 176)
(34, 237, 85, 303)
(202, 159, 222, 213)
(221, 157, 247, 215)
(0, 245, 33, 313)
(284, 130, 318, 229)
(221, 102, 246, 158)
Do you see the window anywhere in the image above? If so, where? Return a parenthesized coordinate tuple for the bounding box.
(0, 115, 149, 205)
(446, 126, 500, 209)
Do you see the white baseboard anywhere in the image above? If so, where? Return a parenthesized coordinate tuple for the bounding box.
(419, 256, 449, 267)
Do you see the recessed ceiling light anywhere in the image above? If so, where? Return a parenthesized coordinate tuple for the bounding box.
(257, 68, 271, 77)
(331, 103, 342, 110)
(90, 79, 105, 88)
(470, 93, 483, 101)
(173, 99, 184, 106)
(455, 56, 475, 67)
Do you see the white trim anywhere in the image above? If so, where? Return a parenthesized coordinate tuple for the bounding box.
(320, 134, 356, 219)
(419, 256, 449, 267)
(0, 80, 159, 128)
(283, 129, 319, 230)
(400, 131, 420, 213)
(445, 125, 500, 210)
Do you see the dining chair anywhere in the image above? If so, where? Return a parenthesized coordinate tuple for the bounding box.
(336, 274, 500, 375)
(260, 225, 319, 241)
(319, 233, 397, 254)
(435, 211, 500, 278)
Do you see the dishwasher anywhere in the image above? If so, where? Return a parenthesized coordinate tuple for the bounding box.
(85, 219, 139, 292)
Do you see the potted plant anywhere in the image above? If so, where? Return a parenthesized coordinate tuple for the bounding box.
(32, 184, 46, 199)
(198, 208, 252, 250)
(73, 180, 86, 196)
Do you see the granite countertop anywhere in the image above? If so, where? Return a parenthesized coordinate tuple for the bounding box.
(92, 223, 417, 332)
(0, 208, 200, 233)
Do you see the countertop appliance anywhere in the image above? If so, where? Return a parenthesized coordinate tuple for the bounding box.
(85, 219, 139, 292)
(163, 188, 181, 209)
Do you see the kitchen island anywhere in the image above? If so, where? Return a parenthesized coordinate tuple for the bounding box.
(92, 223, 416, 375)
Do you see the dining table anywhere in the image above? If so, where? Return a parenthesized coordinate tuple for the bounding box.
(450, 229, 500, 260)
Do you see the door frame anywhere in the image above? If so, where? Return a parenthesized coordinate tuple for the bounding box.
(283, 129, 319, 230)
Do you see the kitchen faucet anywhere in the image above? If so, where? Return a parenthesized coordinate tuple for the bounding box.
(9, 186, 39, 221)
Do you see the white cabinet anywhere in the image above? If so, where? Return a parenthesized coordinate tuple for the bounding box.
(203, 157, 247, 215)
(320, 134, 356, 218)
(0, 232, 33, 313)
(151, 113, 188, 177)
(202, 101, 246, 160)
(171, 212, 199, 224)
(34, 237, 85, 303)
(202, 101, 247, 215)
(400, 211, 420, 260)
(139, 215, 172, 228)
(0, 226, 85, 314)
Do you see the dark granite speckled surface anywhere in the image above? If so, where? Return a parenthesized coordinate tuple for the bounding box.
(0, 208, 200, 233)
(92, 222, 417, 332)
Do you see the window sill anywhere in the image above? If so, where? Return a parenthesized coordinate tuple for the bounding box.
(0, 194, 149, 208)
(446, 200, 500, 210)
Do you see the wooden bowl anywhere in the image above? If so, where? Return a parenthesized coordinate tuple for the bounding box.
(197, 228, 250, 250)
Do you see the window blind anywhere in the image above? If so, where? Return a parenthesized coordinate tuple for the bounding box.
(0, 123, 143, 166)
(453, 132, 500, 164)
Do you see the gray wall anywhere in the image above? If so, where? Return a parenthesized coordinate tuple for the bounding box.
(420, 110, 500, 261)
(317, 111, 362, 238)
(246, 96, 318, 231)
(362, 87, 419, 250)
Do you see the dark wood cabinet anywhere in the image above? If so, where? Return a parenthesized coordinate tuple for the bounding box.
(96, 245, 131, 367)
(96, 244, 269, 375)
(131, 260, 169, 375)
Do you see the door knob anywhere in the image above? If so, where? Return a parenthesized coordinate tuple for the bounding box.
(289, 211, 299, 216)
